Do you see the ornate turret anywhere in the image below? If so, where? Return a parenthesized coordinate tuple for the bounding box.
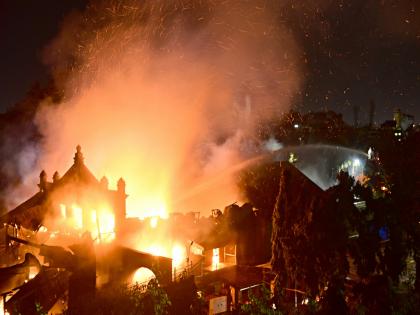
(2, 146, 127, 235)
(115, 177, 127, 235)
(117, 178, 126, 193)
(74, 145, 84, 165)
(53, 171, 60, 183)
(100, 176, 109, 189)
(38, 170, 47, 192)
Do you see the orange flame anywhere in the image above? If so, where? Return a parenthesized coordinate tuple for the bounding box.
(132, 267, 156, 284)
(212, 248, 220, 270)
(57, 203, 115, 243)
(71, 204, 83, 230)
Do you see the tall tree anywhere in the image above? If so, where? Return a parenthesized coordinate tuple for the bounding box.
(271, 162, 349, 308)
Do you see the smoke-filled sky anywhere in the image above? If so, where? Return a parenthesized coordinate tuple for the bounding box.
(1, 0, 303, 215)
(0, 0, 419, 218)
(1, 0, 419, 123)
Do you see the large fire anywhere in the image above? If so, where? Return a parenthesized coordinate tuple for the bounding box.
(212, 248, 220, 271)
(53, 196, 189, 282)
(7, 0, 301, 288)
(31, 0, 300, 222)
(135, 219, 189, 276)
(0, 4, 307, 315)
(55, 203, 116, 243)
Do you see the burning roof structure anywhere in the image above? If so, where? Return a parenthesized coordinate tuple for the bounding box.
(0, 147, 346, 313)
(1, 145, 126, 241)
(0, 146, 176, 314)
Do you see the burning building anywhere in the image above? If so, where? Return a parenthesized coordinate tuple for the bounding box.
(1, 145, 125, 243)
(0, 145, 264, 313)
(0, 146, 174, 314)
(0, 144, 341, 314)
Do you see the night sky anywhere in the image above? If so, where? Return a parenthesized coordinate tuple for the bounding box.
(0, 0, 419, 124)
(0, 0, 86, 109)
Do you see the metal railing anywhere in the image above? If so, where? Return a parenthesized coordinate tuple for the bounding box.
(173, 257, 204, 282)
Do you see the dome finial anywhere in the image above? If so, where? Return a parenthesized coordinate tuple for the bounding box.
(74, 145, 84, 164)
(39, 170, 47, 192)
(100, 176, 109, 189)
(117, 177, 126, 193)
(53, 171, 60, 183)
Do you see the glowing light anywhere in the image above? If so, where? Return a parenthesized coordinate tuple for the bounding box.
(97, 210, 115, 234)
(56, 203, 116, 243)
(353, 159, 360, 167)
(150, 217, 158, 228)
(172, 244, 185, 269)
(191, 242, 204, 256)
(368, 147, 373, 159)
(71, 204, 83, 230)
(59, 204, 66, 218)
(1, 297, 5, 315)
(288, 152, 297, 163)
(294, 123, 299, 128)
(147, 244, 166, 257)
(91, 211, 97, 224)
(128, 195, 169, 219)
(132, 267, 156, 284)
(29, 266, 39, 280)
(212, 248, 220, 270)
(140, 242, 188, 272)
(38, 226, 48, 233)
(93, 208, 116, 242)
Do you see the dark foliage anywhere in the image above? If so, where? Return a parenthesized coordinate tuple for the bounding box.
(240, 283, 282, 315)
(238, 162, 281, 219)
(271, 158, 419, 313)
(271, 163, 349, 303)
(85, 279, 171, 315)
(373, 130, 420, 291)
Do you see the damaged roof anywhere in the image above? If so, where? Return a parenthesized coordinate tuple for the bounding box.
(0, 146, 103, 229)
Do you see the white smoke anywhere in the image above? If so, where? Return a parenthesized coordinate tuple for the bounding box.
(11, 0, 302, 216)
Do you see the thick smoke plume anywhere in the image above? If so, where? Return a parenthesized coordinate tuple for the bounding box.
(30, 0, 301, 217)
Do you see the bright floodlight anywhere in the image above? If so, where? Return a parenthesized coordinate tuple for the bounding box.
(353, 158, 360, 166)
(294, 124, 299, 128)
